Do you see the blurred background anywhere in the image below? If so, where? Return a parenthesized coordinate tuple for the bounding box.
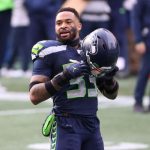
(0, 0, 150, 150)
(0, 0, 141, 78)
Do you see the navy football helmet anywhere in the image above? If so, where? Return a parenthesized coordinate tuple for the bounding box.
(81, 28, 120, 77)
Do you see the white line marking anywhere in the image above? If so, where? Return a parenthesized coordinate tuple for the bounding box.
(0, 92, 149, 116)
(28, 142, 149, 150)
(0, 108, 50, 116)
(0, 92, 29, 101)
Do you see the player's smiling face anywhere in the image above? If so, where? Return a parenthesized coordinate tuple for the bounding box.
(55, 11, 82, 43)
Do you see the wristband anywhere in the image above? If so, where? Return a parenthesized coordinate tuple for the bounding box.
(51, 72, 69, 91)
(29, 81, 42, 91)
(45, 71, 71, 96)
(45, 81, 58, 96)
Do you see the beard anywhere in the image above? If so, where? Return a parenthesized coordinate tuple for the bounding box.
(56, 27, 77, 44)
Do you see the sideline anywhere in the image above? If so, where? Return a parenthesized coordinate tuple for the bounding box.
(0, 91, 150, 117)
(0, 91, 29, 101)
(0, 108, 50, 116)
(0, 91, 135, 106)
(28, 142, 149, 150)
(0, 91, 149, 106)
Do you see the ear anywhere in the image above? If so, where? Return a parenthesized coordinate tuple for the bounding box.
(78, 22, 82, 31)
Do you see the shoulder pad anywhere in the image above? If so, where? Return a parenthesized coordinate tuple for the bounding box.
(31, 41, 47, 61)
(31, 40, 65, 61)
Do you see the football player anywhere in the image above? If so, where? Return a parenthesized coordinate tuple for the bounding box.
(29, 7, 119, 150)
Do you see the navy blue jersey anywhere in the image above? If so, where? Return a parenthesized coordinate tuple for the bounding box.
(31, 40, 98, 116)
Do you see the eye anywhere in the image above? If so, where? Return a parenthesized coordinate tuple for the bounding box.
(66, 20, 72, 24)
(56, 21, 62, 26)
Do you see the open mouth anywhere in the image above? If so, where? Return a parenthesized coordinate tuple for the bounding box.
(60, 32, 70, 37)
(59, 29, 70, 38)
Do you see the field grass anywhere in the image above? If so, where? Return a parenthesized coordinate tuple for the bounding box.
(0, 77, 30, 92)
(0, 76, 150, 150)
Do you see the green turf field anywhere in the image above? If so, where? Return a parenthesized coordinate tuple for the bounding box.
(0, 76, 150, 150)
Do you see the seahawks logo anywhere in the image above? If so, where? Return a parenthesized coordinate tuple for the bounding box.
(88, 34, 98, 55)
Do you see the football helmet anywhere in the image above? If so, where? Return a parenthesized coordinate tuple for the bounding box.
(81, 28, 120, 77)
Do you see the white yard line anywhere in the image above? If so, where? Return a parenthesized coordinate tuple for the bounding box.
(28, 142, 149, 150)
(0, 91, 149, 116)
(0, 91, 135, 102)
(0, 91, 135, 106)
(0, 108, 50, 116)
(0, 92, 29, 101)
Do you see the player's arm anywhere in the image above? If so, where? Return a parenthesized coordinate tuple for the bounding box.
(29, 75, 51, 105)
(29, 71, 71, 105)
(96, 66, 119, 100)
(29, 62, 90, 105)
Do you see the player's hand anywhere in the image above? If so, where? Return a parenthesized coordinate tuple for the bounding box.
(104, 66, 119, 80)
(103, 66, 119, 84)
(64, 62, 90, 80)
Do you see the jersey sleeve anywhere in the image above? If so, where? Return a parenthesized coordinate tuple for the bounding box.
(32, 59, 52, 77)
(31, 40, 64, 78)
(31, 41, 52, 77)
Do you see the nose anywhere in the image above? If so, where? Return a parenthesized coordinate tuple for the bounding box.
(60, 22, 68, 28)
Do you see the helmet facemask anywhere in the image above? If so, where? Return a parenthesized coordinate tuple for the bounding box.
(85, 50, 114, 77)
